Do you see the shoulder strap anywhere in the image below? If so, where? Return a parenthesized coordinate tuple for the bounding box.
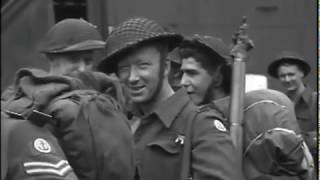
(179, 103, 197, 180)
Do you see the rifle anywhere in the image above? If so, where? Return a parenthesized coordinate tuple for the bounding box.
(229, 16, 254, 163)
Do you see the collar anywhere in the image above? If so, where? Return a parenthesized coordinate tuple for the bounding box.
(152, 88, 190, 128)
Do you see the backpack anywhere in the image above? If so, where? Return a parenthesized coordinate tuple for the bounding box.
(241, 96, 314, 180)
(243, 128, 314, 180)
(213, 89, 314, 180)
(1, 68, 135, 180)
(1, 68, 85, 123)
(47, 89, 134, 180)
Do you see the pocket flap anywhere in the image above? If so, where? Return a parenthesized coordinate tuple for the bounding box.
(147, 134, 181, 154)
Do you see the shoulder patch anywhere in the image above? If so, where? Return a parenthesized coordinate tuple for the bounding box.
(33, 138, 51, 153)
(213, 120, 226, 132)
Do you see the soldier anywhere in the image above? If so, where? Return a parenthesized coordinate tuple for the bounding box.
(267, 51, 317, 172)
(2, 18, 106, 100)
(97, 17, 243, 180)
(178, 34, 314, 179)
(167, 48, 183, 91)
(1, 114, 78, 180)
(38, 18, 106, 75)
(1, 18, 135, 180)
(179, 34, 232, 106)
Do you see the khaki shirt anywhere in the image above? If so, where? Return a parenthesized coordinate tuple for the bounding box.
(288, 86, 317, 132)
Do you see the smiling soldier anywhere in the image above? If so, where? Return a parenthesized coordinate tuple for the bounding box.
(98, 17, 244, 180)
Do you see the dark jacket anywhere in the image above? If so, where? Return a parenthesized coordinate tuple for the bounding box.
(1, 116, 78, 180)
(287, 86, 317, 133)
(1, 68, 135, 180)
(287, 86, 317, 177)
(134, 88, 244, 180)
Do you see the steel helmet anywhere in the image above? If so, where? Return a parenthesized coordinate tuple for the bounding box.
(39, 18, 105, 54)
(179, 34, 231, 64)
(97, 17, 183, 74)
(267, 51, 311, 78)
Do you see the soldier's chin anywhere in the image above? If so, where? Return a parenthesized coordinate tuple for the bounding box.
(130, 95, 147, 104)
(190, 95, 202, 106)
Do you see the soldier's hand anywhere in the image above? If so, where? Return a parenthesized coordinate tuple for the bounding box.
(230, 16, 254, 60)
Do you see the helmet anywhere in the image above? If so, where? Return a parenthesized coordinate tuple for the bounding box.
(39, 18, 105, 53)
(267, 51, 311, 78)
(97, 17, 183, 74)
(179, 34, 231, 64)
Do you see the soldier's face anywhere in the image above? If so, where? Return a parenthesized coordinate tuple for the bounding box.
(169, 62, 183, 91)
(180, 57, 214, 105)
(117, 46, 162, 104)
(51, 51, 94, 75)
(277, 64, 304, 91)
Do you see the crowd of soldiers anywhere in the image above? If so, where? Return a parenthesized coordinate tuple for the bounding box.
(1, 17, 317, 180)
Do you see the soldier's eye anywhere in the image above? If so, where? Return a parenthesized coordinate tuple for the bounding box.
(118, 66, 129, 73)
(138, 63, 149, 69)
(84, 58, 93, 65)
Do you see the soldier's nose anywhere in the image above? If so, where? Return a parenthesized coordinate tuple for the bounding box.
(77, 61, 87, 72)
(128, 67, 139, 82)
(180, 74, 189, 87)
(284, 75, 291, 82)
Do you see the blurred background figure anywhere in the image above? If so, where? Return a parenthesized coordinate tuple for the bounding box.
(167, 48, 183, 91)
(267, 51, 317, 172)
(2, 18, 105, 100)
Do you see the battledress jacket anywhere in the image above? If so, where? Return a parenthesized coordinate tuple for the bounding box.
(1, 68, 135, 180)
(287, 86, 317, 157)
(1, 116, 78, 180)
(133, 88, 244, 180)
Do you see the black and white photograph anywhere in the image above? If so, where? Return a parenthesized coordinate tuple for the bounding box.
(1, 0, 318, 180)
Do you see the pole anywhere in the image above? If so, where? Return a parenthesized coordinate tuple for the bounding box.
(229, 16, 254, 164)
(230, 57, 246, 163)
(87, 0, 109, 40)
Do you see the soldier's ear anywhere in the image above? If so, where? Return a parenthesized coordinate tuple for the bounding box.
(212, 65, 223, 87)
(164, 59, 171, 77)
(297, 68, 305, 78)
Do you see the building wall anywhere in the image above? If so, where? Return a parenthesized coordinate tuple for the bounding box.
(99, 0, 317, 90)
(2, 0, 316, 91)
(1, 0, 55, 90)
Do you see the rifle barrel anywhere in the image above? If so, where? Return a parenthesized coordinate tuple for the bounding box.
(230, 59, 246, 164)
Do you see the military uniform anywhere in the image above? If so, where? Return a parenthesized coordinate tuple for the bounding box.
(267, 51, 317, 175)
(287, 86, 317, 174)
(1, 69, 135, 180)
(288, 86, 317, 133)
(97, 17, 243, 180)
(1, 116, 78, 180)
(133, 88, 244, 180)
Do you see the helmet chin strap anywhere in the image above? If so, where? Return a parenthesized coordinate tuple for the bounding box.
(144, 58, 166, 106)
(201, 78, 215, 105)
(201, 66, 223, 105)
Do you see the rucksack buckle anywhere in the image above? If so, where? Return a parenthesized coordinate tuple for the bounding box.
(28, 110, 56, 126)
(5, 110, 25, 120)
